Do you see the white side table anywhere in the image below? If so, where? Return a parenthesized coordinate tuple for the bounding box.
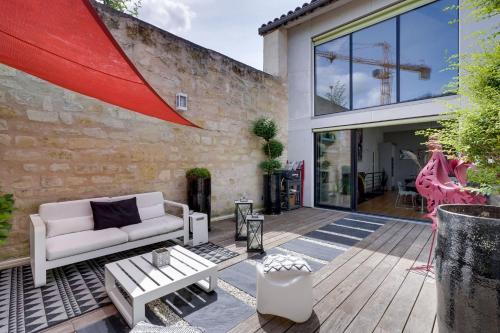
(189, 212, 208, 246)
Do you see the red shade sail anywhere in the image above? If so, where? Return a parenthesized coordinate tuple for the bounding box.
(0, 0, 196, 127)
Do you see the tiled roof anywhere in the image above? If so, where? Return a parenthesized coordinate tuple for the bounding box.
(258, 0, 337, 35)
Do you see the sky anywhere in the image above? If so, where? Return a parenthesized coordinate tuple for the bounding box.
(137, 0, 305, 70)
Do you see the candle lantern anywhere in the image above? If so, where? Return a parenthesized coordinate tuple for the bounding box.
(246, 214, 264, 253)
(234, 199, 253, 241)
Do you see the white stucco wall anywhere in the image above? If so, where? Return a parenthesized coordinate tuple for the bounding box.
(269, 0, 487, 207)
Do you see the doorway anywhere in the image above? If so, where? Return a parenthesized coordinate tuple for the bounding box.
(314, 122, 437, 220)
(314, 130, 354, 209)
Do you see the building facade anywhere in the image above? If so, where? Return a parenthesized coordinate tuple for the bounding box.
(261, 0, 490, 220)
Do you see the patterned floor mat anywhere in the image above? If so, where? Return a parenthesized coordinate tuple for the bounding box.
(0, 241, 237, 333)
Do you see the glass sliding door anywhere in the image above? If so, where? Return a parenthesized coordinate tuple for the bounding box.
(315, 130, 353, 209)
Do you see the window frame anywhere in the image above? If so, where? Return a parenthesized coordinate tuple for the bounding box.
(313, 0, 459, 117)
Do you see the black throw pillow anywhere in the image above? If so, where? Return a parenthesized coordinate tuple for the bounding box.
(91, 197, 141, 230)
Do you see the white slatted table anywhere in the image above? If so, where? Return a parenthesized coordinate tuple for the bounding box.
(104, 245, 218, 326)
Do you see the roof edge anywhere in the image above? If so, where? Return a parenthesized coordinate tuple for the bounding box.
(258, 0, 336, 35)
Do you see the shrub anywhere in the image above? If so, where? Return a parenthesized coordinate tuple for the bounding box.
(0, 192, 14, 246)
(186, 168, 211, 179)
(262, 139, 284, 159)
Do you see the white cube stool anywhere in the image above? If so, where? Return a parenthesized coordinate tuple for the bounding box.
(256, 254, 313, 323)
(189, 212, 208, 246)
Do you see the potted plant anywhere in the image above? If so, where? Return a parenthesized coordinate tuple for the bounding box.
(418, 2, 499, 331)
(0, 191, 15, 246)
(186, 168, 211, 231)
(252, 117, 284, 215)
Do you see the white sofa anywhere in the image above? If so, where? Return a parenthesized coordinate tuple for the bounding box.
(30, 192, 189, 287)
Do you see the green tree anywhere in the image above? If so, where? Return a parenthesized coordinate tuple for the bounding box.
(418, 0, 499, 194)
(98, 0, 143, 17)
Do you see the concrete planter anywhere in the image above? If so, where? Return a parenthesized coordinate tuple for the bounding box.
(436, 204, 500, 333)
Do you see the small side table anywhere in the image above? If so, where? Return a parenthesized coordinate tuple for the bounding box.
(189, 212, 208, 246)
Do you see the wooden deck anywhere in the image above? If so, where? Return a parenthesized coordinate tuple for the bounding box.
(42, 208, 437, 333)
(227, 209, 437, 333)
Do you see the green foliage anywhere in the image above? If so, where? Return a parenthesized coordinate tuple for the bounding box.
(321, 160, 331, 169)
(262, 139, 284, 159)
(0, 192, 14, 246)
(417, 1, 500, 195)
(461, 0, 500, 20)
(252, 118, 278, 141)
(251, 117, 284, 174)
(99, 0, 142, 17)
(259, 160, 282, 174)
(186, 168, 211, 179)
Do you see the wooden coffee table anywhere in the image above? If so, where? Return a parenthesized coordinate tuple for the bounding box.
(105, 245, 218, 326)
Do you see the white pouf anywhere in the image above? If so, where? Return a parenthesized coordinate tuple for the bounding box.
(256, 254, 313, 323)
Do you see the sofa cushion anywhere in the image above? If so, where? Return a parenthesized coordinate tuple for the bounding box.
(137, 203, 165, 221)
(91, 197, 141, 230)
(121, 214, 184, 241)
(46, 215, 94, 238)
(111, 192, 165, 221)
(46, 228, 128, 260)
(40, 197, 109, 236)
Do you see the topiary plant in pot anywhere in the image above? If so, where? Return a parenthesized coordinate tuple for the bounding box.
(186, 168, 211, 231)
(416, 1, 500, 331)
(252, 117, 284, 215)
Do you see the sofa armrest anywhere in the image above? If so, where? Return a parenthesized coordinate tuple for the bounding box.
(164, 200, 189, 245)
(30, 214, 47, 286)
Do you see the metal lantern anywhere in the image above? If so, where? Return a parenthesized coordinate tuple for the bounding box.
(246, 214, 264, 253)
(234, 199, 253, 241)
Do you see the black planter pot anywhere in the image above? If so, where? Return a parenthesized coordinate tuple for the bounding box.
(436, 204, 500, 333)
(187, 177, 211, 231)
(263, 174, 281, 215)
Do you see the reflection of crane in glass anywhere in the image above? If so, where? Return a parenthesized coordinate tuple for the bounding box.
(317, 42, 431, 105)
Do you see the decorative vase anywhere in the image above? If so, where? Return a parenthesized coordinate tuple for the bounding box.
(187, 177, 211, 231)
(436, 204, 500, 333)
(152, 247, 170, 267)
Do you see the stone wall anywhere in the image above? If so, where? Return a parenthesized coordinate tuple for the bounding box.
(0, 4, 287, 261)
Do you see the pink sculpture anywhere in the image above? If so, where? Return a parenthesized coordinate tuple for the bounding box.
(414, 142, 486, 270)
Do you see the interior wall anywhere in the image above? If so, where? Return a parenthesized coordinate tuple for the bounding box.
(357, 127, 383, 174)
(383, 130, 426, 185)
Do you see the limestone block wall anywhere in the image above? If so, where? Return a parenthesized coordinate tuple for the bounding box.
(0, 4, 287, 261)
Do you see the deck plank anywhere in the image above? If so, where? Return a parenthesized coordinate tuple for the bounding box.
(374, 229, 436, 333)
(284, 223, 417, 333)
(403, 268, 437, 332)
(319, 224, 427, 332)
(344, 226, 432, 333)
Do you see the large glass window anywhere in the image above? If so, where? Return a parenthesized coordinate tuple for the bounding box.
(400, 0, 459, 101)
(315, 130, 352, 208)
(352, 18, 397, 109)
(315, 36, 350, 115)
(313, 0, 458, 116)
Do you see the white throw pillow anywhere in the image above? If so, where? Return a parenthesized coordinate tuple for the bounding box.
(45, 215, 94, 238)
(138, 203, 165, 221)
(263, 254, 312, 275)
